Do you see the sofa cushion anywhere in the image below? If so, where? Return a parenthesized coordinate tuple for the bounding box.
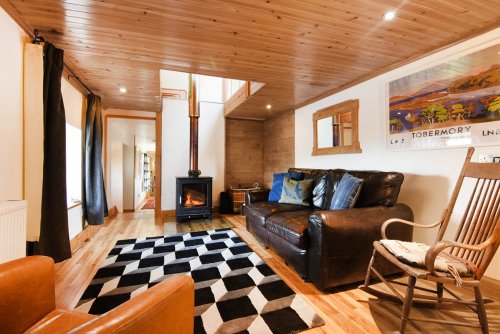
(279, 178, 314, 206)
(289, 168, 404, 208)
(330, 173, 363, 210)
(348, 171, 404, 207)
(289, 168, 325, 181)
(266, 210, 314, 249)
(245, 201, 308, 225)
(268, 172, 303, 202)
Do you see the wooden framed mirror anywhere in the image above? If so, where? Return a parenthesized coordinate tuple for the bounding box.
(312, 99, 361, 155)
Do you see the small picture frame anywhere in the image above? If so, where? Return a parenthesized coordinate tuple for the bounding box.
(494, 157, 500, 163)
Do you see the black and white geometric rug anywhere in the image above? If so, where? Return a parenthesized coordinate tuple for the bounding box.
(76, 228, 325, 334)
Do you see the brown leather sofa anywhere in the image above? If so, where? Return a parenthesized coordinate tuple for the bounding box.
(0, 256, 195, 334)
(246, 168, 414, 290)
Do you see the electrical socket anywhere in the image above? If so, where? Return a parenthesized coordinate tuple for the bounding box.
(478, 154, 494, 163)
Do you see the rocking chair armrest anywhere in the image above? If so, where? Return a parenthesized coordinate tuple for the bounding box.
(424, 235, 498, 275)
(381, 218, 441, 239)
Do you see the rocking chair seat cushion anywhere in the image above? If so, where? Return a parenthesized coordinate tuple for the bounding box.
(379, 240, 477, 278)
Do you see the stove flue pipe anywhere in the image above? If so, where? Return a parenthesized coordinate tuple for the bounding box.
(188, 74, 201, 177)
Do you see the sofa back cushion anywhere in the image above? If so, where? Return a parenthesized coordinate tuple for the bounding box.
(288, 168, 404, 208)
(348, 170, 404, 207)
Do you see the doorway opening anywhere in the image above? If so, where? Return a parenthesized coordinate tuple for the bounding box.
(105, 116, 158, 214)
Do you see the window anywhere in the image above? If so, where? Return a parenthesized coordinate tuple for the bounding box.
(66, 123, 82, 206)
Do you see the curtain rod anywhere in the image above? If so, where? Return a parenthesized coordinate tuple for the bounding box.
(31, 29, 93, 96)
(64, 65, 93, 96)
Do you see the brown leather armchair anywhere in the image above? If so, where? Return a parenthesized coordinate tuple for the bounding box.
(0, 256, 195, 334)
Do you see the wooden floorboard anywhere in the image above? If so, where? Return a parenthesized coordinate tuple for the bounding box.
(55, 212, 500, 333)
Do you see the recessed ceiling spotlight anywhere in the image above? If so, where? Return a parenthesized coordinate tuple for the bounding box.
(119, 87, 127, 94)
(266, 104, 272, 110)
(383, 11, 396, 21)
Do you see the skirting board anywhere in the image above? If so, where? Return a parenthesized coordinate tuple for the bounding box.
(70, 207, 118, 253)
(70, 225, 96, 253)
(108, 206, 118, 218)
(160, 210, 176, 218)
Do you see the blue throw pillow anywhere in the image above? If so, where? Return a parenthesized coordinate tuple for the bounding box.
(330, 173, 363, 210)
(268, 172, 303, 202)
(279, 177, 314, 206)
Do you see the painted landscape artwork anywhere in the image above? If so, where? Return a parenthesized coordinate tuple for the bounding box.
(387, 44, 500, 150)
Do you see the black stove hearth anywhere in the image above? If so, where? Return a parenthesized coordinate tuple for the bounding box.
(176, 177, 212, 222)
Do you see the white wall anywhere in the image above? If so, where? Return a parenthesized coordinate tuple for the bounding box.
(295, 28, 500, 280)
(62, 77, 84, 239)
(0, 8, 25, 202)
(63, 78, 83, 206)
(68, 205, 83, 240)
(162, 99, 189, 210)
(160, 70, 190, 91)
(160, 70, 223, 103)
(107, 119, 134, 212)
(161, 99, 225, 211)
(199, 102, 225, 206)
(63, 78, 84, 129)
(199, 75, 223, 103)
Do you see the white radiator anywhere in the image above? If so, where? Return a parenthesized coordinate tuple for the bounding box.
(0, 201, 27, 263)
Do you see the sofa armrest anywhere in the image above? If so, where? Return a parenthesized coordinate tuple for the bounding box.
(246, 189, 270, 205)
(71, 275, 195, 334)
(0, 256, 56, 334)
(308, 203, 414, 290)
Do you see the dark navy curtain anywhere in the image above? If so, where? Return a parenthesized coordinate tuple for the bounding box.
(38, 43, 71, 262)
(83, 94, 108, 225)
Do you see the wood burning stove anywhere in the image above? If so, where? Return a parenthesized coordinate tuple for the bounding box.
(176, 177, 212, 222)
(175, 74, 213, 222)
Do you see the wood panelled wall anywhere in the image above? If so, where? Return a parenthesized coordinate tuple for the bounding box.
(225, 111, 295, 189)
(263, 111, 295, 188)
(225, 119, 264, 188)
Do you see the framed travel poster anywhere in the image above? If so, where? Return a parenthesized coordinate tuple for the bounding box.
(387, 44, 500, 150)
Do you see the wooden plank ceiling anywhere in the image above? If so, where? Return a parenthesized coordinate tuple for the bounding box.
(8, 0, 500, 119)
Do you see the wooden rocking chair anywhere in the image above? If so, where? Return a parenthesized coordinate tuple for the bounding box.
(360, 147, 500, 333)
